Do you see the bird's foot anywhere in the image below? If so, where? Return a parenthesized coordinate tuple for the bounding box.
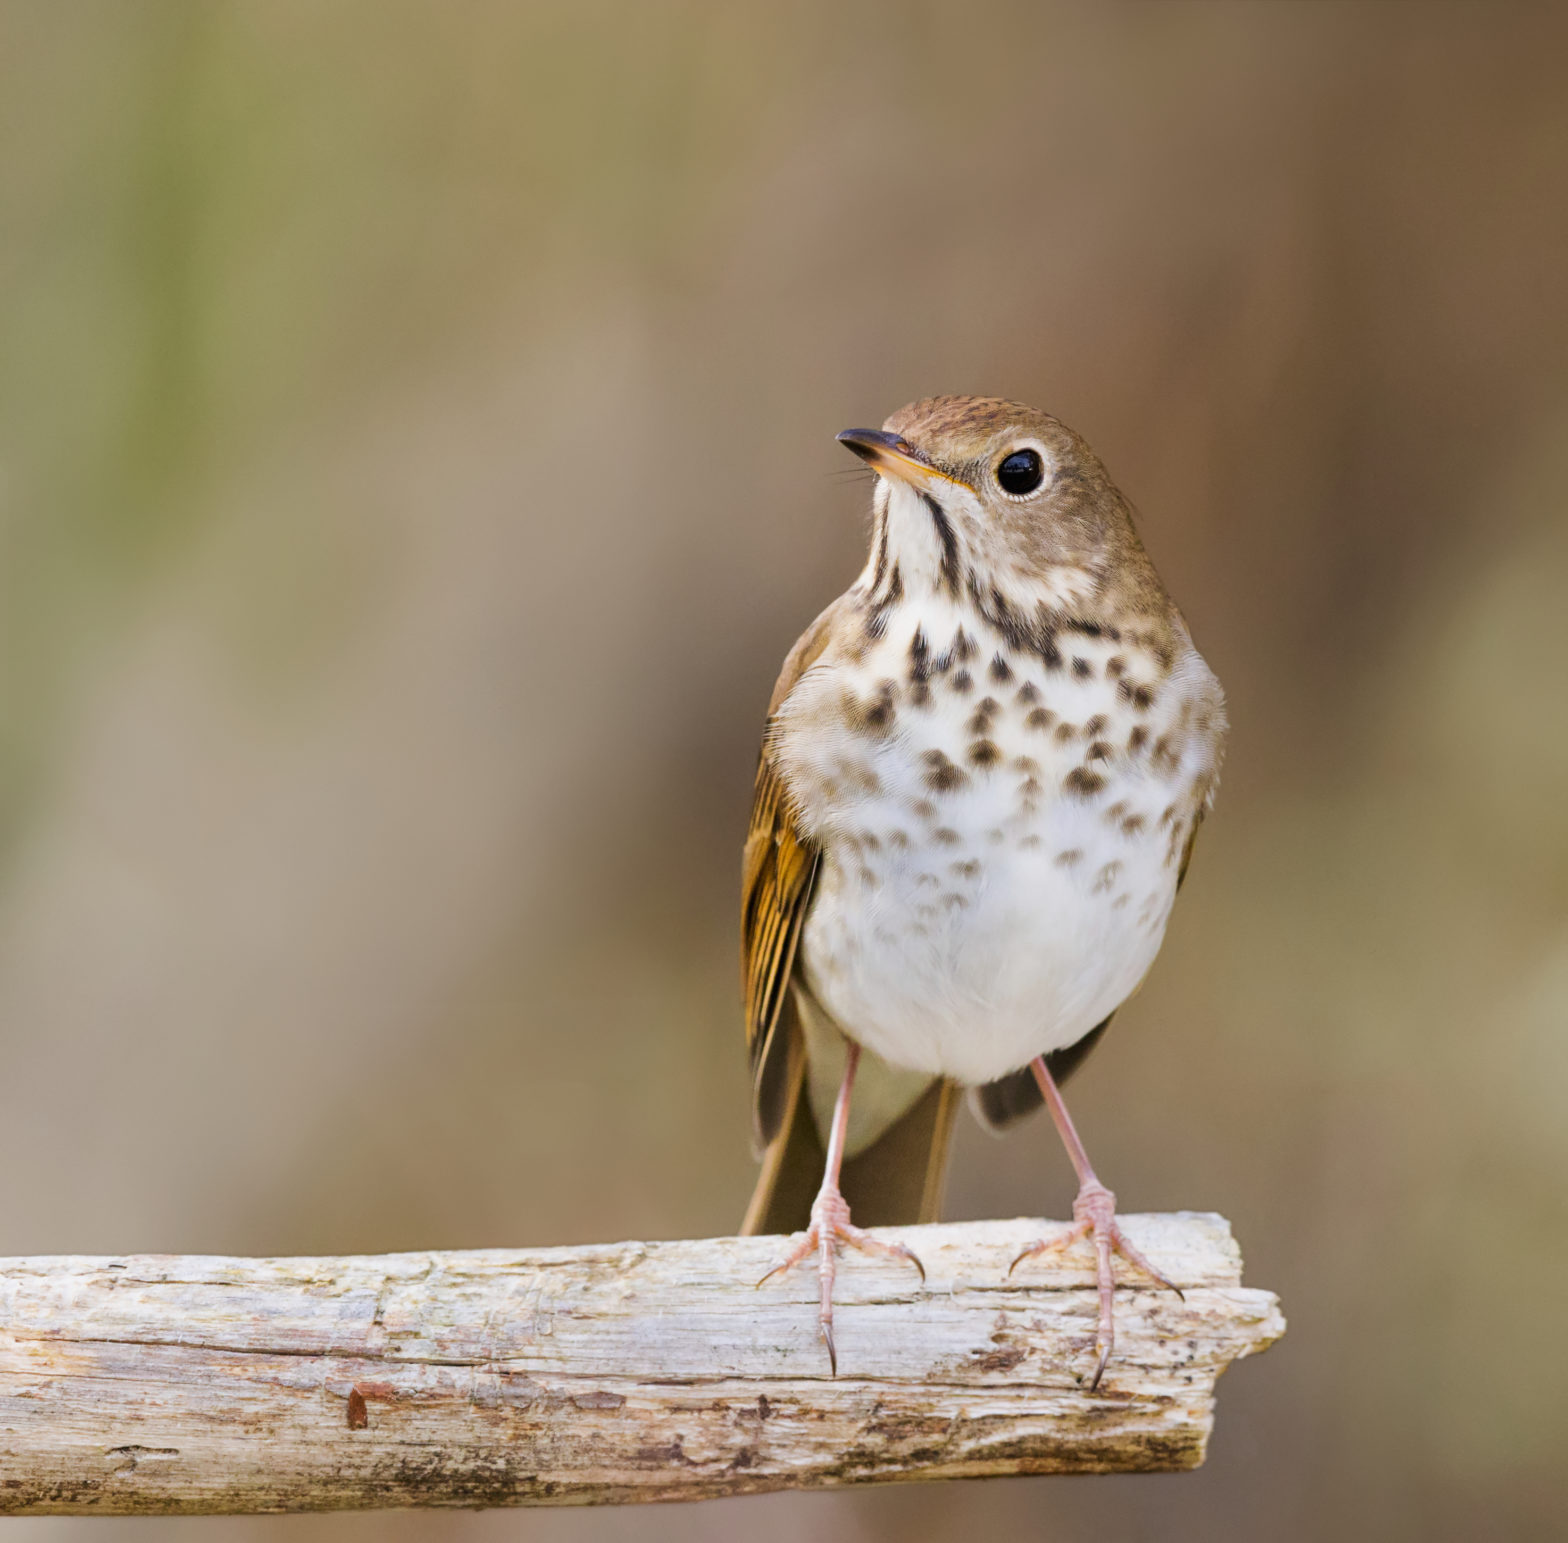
(1008, 1178, 1181, 1389)
(757, 1184, 924, 1375)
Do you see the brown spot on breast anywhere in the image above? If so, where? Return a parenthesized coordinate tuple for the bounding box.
(1054, 848, 1083, 867)
(1025, 707, 1055, 731)
(1086, 741, 1111, 761)
(1093, 861, 1122, 893)
(1064, 767, 1106, 797)
(841, 682, 897, 738)
(989, 654, 1014, 683)
(933, 827, 961, 845)
(1085, 715, 1108, 737)
(1064, 616, 1121, 643)
(923, 750, 970, 793)
(950, 669, 973, 693)
(950, 859, 981, 879)
(888, 828, 910, 849)
(968, 739, 1001, 767)
(952, 626, 978, 662)
(1112, 893, 1131, 909)
(1121, 814, 1146, 835)
(1016, 682, 1041, 705)
(987, 827, 1005, 844)
(1128, 725, 1149, 754)
(1152, 735, 1179, 771)
(1019, 776, 1043, 798)
(1119, 679, 1156, 711)
(917, 872, 940, 888)
(1013, 756, 1040, 774)
(844, 760, 882, 795)
(966, 699, 999, 734)
(1072, 657, 1093, 679)
(910, 682, 933, 707)
(942, 892, 970, 910)
(1055, 721, 1078, 742)
(862, 832, 882, 852)
(1106, 656, 1127, 678)
(1019, 834, 1043, 849)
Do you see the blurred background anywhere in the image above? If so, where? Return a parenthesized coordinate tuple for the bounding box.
(3, 2, 1566, 1539)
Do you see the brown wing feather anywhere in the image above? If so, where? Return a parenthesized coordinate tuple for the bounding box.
(741, 755, 818, 1148)
(740, 596, 853, 1150)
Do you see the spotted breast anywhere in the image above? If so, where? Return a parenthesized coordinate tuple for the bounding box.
(775, 590, 1219, 1074)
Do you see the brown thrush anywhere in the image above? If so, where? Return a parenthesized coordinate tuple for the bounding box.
(741, 395, 1226, 1387)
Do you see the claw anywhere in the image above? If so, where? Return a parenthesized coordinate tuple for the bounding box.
(758, 1184, 924, 1375)
(1089, 1340, 1111, 1392)
(1010, 1179, 1180, 1387)
(1007, 1216, 1090, 1278)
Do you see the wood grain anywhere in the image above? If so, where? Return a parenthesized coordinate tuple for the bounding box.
(0, 1214, 1283, 1513)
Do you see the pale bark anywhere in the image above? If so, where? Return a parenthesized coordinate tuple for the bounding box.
(0, 1213, 1282, 1513)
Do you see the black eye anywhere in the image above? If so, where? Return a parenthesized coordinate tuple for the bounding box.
(996, 447, 1044, 496)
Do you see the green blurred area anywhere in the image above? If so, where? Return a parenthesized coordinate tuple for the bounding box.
(2, 3, 1566, 1539)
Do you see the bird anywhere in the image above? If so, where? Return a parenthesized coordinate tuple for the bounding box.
(739, 395, 1226, 1387)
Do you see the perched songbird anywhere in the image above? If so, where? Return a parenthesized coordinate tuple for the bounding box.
(740, 396, 1225, 1386)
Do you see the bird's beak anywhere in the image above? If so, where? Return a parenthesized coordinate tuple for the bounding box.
(836, 429, 968, 490)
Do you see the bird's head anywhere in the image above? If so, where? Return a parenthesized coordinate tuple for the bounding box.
(838, 395, 1148, 620)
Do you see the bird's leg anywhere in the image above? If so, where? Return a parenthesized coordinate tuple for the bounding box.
(756, 1040, 924, 1373)
(1008, 1054, 1180, 1389)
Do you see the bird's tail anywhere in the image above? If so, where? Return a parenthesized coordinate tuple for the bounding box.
(741, 1059, 961, 1235)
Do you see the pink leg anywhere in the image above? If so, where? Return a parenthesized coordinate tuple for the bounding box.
(1008, 1055, 1181, 1389)
(757, 1041, 924, 1373)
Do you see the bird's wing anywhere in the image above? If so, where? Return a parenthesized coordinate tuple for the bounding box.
(741, 753, 817, 1149)
(1176, 803, 1206, 890)
(740, 596, 850, 1150)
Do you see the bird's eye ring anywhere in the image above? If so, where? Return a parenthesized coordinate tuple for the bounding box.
(996, 447, 1045, 496)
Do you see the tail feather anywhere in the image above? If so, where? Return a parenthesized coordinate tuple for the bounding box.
(971, 1016, 1113, 1135)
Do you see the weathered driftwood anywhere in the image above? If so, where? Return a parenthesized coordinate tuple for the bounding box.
(0, 1213, 1282, 1513)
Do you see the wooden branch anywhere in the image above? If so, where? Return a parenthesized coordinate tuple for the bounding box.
(0, 1214, 1282, 1513)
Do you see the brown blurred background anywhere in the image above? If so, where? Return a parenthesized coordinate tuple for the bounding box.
(3, 2, 1567, 1539)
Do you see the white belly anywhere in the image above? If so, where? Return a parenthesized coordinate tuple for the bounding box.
(800, 777, 1177, 1085)
(778, 603, 1217, 1087)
